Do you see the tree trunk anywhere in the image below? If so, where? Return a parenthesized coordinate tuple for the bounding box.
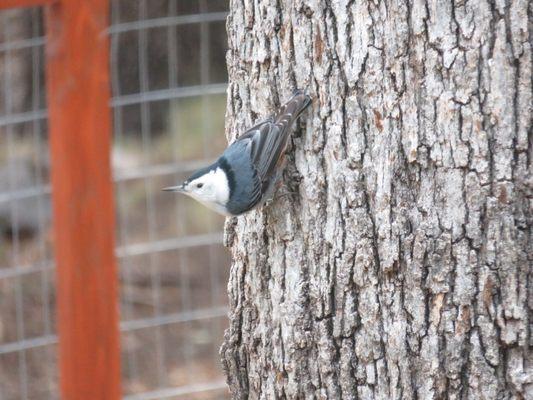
(221, 1, 531, 399)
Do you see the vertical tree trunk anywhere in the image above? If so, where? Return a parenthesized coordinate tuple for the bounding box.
(221, 1, 531, 399)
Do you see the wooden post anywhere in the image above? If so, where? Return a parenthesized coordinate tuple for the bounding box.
(44, 1, 121, 399)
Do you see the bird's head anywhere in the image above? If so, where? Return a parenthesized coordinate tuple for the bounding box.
(163, 165, 230, 214)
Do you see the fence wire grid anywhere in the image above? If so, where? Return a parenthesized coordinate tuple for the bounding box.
(0, 1, 231, 399)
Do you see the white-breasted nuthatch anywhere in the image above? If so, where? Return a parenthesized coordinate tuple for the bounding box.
(163, 90, 311, 216)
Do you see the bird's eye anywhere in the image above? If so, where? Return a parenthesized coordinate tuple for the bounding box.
(196, 183, 204, 189)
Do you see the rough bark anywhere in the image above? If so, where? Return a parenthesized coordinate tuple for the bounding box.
(221, 1, 532, 399)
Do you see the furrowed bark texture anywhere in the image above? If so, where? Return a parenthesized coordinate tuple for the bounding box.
(221, 1, 531, 399)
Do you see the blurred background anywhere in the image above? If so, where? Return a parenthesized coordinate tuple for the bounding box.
(0, 1, 231, 399)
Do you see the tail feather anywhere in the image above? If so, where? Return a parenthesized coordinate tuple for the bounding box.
(275, 90, 312, 125)
(259, 90, 311, 181)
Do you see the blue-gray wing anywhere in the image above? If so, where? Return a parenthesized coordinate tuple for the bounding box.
(224, 91, 311, 214)
(221, 139, 263, 214)
(235, 91, 311, 196)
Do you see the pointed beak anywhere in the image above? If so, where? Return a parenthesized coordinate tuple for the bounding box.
(162, 184, 185, 193)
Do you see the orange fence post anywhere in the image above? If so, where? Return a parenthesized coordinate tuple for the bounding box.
(45, 0, 121, 399)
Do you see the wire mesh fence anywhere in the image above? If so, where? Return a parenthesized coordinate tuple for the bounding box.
(110, 0, 230, 398)
(0, 1, 231, 398)
(0, 7, 56, 400)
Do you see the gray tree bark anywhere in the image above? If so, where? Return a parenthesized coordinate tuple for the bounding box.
(220, 1, 531, 399)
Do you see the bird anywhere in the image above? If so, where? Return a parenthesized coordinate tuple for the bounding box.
(163, 90, 311, 216)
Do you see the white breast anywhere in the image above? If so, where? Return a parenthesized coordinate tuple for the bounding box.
(211, 167, 230, 204)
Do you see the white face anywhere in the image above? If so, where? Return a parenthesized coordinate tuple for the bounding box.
(182, 168, 230, 214)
